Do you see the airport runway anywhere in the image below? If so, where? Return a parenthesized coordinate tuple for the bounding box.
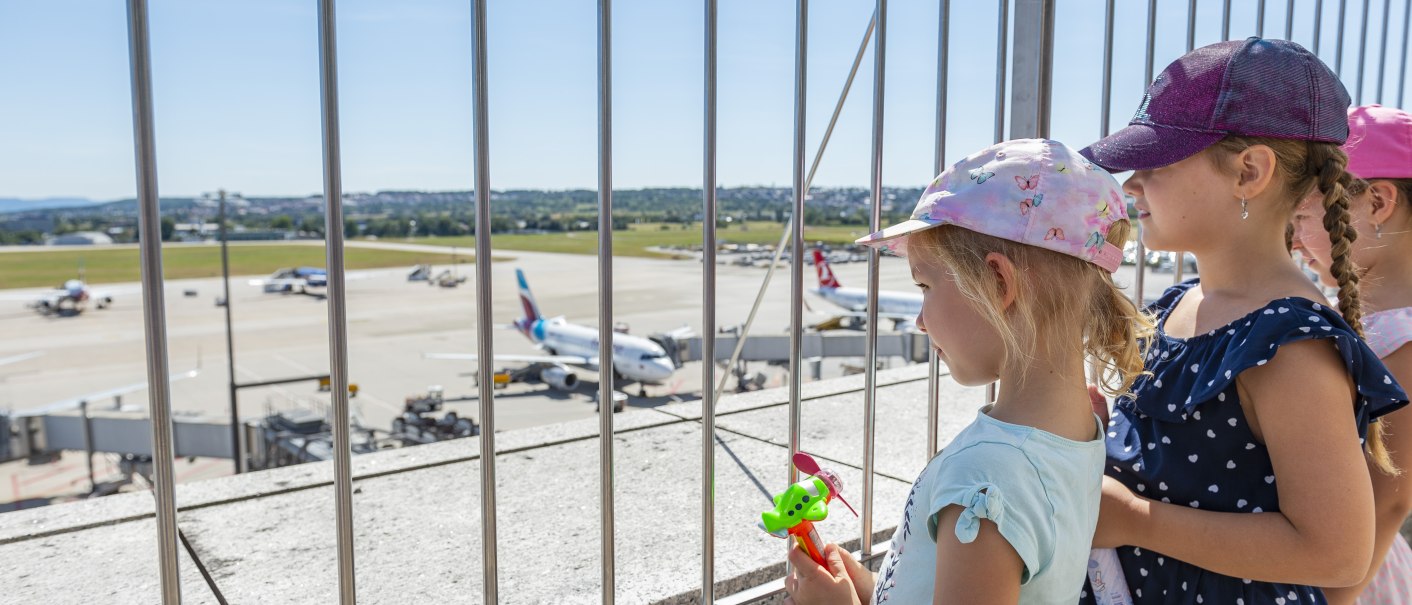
(0, 242, 1186, 505)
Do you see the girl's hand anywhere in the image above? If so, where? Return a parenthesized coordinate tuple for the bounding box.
(1093, 476, 1146, 549)
(834, 544, 876, 604)
(783, 543, 862, 605)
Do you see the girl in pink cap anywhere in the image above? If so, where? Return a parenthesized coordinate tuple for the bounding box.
(784, 138, 1152, 604)
(1292, 104, 1412, 605)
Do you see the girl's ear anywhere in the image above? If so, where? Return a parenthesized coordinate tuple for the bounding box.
(984, 252, 1018, 312)
(1367, 180, 1400, 225)
(1233, 144, 1278, 200)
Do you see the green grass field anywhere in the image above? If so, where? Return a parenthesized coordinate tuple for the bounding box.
(0, 244, 469, 289)
(384, 221, 870, 258)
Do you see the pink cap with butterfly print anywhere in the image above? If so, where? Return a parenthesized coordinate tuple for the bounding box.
(856, 139, 1129, 272)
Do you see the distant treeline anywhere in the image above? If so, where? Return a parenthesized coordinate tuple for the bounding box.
(0, 186, 923, 243)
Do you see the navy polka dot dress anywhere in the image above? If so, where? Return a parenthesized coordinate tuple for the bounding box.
(1079, 280, 1408, 605)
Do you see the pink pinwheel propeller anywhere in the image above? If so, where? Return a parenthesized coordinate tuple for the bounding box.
(792, 451, 858, 517)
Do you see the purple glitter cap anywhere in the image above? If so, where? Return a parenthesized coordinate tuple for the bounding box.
(1081, 38, 1351, 172)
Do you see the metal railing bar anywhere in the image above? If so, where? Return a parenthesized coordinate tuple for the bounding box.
(1378, 0, 1391, 101)
(1338, 0, 1349, 76)
(1358, 0, 1371, 103)
(1315, 0, 1325, 54)
(701, 0, 718, 600)
(788, 0, 808, 492)
(1399, 0, 1410, 106)
(994, 0, 1010, 143)
(314, 0, 358, 601)
(1223, 0, 1234, 40)
(861, 0, 886, 557)
(596, 0, 617, 601)
(469, 0, 499, 599)
(124, 0, 181, 601)
(929, 0, 950, 458)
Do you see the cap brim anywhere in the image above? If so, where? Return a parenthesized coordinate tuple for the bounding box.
(1080, 123, 1225, 172)
(854, 219, 938, 257)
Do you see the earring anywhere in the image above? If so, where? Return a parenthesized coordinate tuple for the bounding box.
(1376, 222, 1383, 239)
(1240, 196, 1249, 220)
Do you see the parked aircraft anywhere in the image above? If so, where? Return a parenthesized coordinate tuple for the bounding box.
(426, 269, 678, 399)
(809, 248, 921, 331)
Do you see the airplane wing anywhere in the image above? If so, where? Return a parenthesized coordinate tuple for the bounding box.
(423, 353, 594, 365)
(14, 368, 202, 417)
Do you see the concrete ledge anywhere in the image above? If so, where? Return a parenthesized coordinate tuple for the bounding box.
(3, 363, 1400, 604)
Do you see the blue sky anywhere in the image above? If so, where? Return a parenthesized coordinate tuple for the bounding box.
(0, 0, 1408, 200)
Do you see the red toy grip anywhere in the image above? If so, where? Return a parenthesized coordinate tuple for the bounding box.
(790, 521, 827, 566)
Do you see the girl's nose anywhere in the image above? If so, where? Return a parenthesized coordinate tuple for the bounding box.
(915, 312, 926, 333)
(1122, 172, 1146, 199)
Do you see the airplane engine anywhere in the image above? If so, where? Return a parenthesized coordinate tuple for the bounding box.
(540, 366, 579, 390)
(96, 297, 113, 309)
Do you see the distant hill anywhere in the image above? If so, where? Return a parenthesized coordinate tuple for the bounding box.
(0, 198, 106, 214)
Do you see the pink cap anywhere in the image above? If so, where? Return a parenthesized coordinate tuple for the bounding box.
(1343, 105, 1412, 180)
(856, 139, 1128, 272)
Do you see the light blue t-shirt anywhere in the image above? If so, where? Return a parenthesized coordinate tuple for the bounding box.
(871, 406, 1105, 604)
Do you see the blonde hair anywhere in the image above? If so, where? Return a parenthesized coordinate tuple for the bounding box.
(1210, 136, 1397, 475)
(908, 220, 1154, 399)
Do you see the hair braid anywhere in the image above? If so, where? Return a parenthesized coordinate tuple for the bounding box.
(1312, 144, 1363, 336)
(1309, 143, 1398, 474)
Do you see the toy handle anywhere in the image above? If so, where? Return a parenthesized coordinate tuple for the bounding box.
(1086, 548, 1134, 605)
(791, 521, 827, 566)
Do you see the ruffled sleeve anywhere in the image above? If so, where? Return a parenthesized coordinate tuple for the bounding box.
(1131, 295, 1408, 433)
(926, 443, 1050, 584)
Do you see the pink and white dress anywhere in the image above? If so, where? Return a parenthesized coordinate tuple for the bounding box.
(1358, 307, 1412, 605)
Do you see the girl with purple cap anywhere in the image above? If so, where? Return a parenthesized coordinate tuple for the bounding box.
(1292, 104, 1412, 605)
(1079, 39, 1408, 605)
(783, 138, 1152, 604)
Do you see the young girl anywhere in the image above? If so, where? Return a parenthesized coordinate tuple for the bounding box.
(783, 138, 1153, 604)
(1291, 104, 1412, 605)
(1078, 39, 1408, 605)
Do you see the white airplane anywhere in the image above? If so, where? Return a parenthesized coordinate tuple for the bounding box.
(7, 279, 116, 316)
(426, 268, 678, 399)
(810, 248, 922, 331)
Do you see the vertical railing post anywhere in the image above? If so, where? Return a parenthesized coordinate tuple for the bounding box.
(1286, 0, 1296, 39)
(1377, 0, 1391, 102)
(1223, 0, 1233, 40)
(123, 1, 182, 601)
(1009, 0, 1055, 139)
(1189, 0, 1199, 52)
(788, 0, 808, 499)
(1258, 0, 1268, 37)
(1337, 0, 1349, 76)
(994, 0, 1010, 144)
(1358, 0, 1371, 103)
(861, 0, 887, 557)
(218, 189, 241, 473)
(469, 0, 499, 600)
(1315, 0, 1325, 54)
(1399, 0, 1410, 107)
(596, 1, 617, 602)
(928, 0, 950, 459)
(314, 0, 358, 602)
(700, 0, 718, 601)
(1173, 0, 1199, 287)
